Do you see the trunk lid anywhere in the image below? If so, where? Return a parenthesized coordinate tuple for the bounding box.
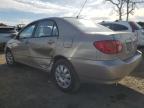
(113, 32, 137, 60)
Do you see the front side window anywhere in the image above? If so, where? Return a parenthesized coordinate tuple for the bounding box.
(35, 20, 58, 37)
(19, 24, 35, 38)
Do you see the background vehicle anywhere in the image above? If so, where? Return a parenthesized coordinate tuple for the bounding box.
(0, 26, 17, 50)
(5, 17, 142, 93)
(16, 24, 25, 32)
(100, 21, 144, 46)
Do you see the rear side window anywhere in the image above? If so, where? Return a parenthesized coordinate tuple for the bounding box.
(111, 24, 128, 31)
(0, 28, 16, 33)
(35, 20, 59, 37)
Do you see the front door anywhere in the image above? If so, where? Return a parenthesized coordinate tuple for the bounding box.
(13, 23, 36, 65)
(28, 19, 59, 69)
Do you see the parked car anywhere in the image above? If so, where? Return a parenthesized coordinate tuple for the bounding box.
(5, 17, 142, 93)
(100, 21, 144, 46)
(0, 26, 17, 50)
(16, 24, 25, 32)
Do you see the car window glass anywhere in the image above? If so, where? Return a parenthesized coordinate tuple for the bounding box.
(101, 23, 112, 29)
(19, 24, 35, 38)
(112, 24, 128, 31)
(52, 25, 58, 36)
(35, 20, 58, 37)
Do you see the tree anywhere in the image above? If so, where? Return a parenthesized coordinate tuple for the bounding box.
(126, 0, 136, 21)
(106, 0, 126, 20)
(105, 0, 144, 21)
(126, 0, 144, 21)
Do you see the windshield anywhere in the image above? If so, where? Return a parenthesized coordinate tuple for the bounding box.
(66, 18, 112, 33)
(0, 28, 16, 33)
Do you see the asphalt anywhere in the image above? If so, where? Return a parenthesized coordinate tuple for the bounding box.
(0, 53, 144, 108)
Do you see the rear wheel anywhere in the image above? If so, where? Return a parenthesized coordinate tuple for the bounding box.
(52, 59, 80, 93)
(5, 50, 15, 65)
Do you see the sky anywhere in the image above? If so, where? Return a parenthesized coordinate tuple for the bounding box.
(0, 0, 144, 25)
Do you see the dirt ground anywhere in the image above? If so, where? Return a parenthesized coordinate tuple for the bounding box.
(0, 52, 144, 108)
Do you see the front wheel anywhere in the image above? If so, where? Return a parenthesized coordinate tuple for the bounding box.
(52, 59, 80, 93)
(5, 50, 15, 65)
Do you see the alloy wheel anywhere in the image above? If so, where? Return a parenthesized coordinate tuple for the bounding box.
(55, 64, 71, 89)
(6, 51, 14, 65)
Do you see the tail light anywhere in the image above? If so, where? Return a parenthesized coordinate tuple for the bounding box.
(93, 40, 123, 54)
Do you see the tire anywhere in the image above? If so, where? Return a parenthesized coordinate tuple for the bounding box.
(5, 50, 15, 65)
(52, 59, 80, 93)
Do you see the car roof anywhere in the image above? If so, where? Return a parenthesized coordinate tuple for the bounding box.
(28, 17, 88, 25)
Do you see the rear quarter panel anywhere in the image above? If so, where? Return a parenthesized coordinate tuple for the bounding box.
(53, 18, 118, 61)
(53, 18, 125, 61)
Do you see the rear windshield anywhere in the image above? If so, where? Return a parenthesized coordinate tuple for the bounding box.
(66, 18, 112, 33)
(0, 28, 16, 33)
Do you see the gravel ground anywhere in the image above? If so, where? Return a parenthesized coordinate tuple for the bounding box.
(0, 53, 144, 108)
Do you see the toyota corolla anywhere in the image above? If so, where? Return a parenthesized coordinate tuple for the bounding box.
(5, 17, 142, 93)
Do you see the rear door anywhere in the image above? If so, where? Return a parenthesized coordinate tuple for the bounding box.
(28, 19, 59, 69)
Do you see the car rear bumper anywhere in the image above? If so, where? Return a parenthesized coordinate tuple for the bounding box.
(70, 50, 142, 84)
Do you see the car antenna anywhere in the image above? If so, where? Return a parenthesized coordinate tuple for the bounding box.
(76, 0, 88, 19)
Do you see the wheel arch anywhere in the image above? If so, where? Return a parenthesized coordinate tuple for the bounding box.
(53, 55, 69, 64)
(50, 55, 72, 75)
(51, 55, 80, 92)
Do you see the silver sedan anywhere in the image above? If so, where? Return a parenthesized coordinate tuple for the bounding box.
(5, 17, 142, 93)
